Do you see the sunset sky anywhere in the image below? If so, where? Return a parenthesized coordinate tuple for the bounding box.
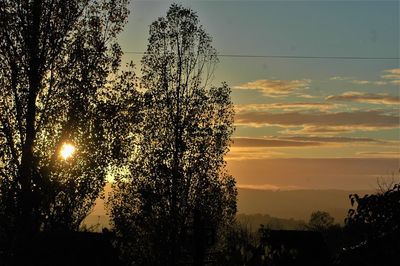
(118, 0, 399, 191)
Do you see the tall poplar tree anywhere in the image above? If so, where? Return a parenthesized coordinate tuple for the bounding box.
(109, 4, 237, 265)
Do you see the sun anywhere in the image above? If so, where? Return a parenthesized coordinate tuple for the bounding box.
(60, 143, 76, 160)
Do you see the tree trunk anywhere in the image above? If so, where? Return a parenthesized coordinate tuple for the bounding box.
(18, 0, 42, 234)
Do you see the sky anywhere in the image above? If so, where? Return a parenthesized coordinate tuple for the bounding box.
(118, 0, 399, 191)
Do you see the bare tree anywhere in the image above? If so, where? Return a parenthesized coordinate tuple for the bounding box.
(108, 4, 237, 265)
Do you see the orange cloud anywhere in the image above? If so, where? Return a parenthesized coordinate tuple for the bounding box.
(326, 91, 400, 105)
(227, 158, 400, 190)
(381, 68, 400, 85)
(283, 136, 383, 144)
(232, 137, 321, 147)
(232, 136, 382, 148)
(381, 68, 400, 80)
(351, 80, 370, 85)
(297, 126, 353, 134)
(357, 151, 400, 158)
(330, 76, 353, 81)
(234, 79, 311, 97)
(235, 110, 399, 130)
(236, 183, 303, 191)
(235, 102, 339, 112)
(226, 148, 282, 161)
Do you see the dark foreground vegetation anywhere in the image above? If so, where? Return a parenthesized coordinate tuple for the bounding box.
(0, 0, 398, 265)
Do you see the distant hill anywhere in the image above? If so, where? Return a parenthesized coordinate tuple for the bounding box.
(237, 213, 306, 231)
(83, 186, 373, 228)
(237, 188, 372, 224)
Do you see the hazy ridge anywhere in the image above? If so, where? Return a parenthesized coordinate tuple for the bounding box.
(237, 188, 373, 223)
(84, 187, 373, 228)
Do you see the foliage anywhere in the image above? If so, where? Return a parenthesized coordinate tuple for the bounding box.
(215, 222, 260, 266)
(236, 214, 306, 231)
(0, 0, 132, 233)
(108, 4, 237, 265)
(336, 181, 400, 266)
(346, 182, 400, 239)
(307, 211, 335, 232)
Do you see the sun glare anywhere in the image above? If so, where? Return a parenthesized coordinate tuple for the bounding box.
(60, 143, 75, 160)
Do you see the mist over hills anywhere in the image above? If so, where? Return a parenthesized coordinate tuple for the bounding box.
(236, 213, 306, 231)
(84, 186, 373, 229)
(237, 188, 372, 224)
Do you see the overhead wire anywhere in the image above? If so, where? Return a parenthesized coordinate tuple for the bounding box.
(122, 51, 399, 60)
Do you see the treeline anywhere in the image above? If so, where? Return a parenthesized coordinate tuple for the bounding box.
(237, 213, 306, 231)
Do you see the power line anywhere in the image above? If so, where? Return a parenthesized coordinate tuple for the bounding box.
(123, 51, 399, 60)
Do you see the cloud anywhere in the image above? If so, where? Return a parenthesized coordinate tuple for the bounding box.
(351, 80, 370, 85)
(235, 110, 399, 130)
(357, 151, 400, 158)
(283, 136, 383, 144)
(234, 79, 311, 97)
(232, 136, 382, 148)
(232, 137, 321, 147)
(381, 68, 400, 80)
(381, 68, 400, 85)
(297, 94, 319, 99)
(226, 148, 282, 161)
(326, 91, 400, 105)
(235, 102, 339, 113)
(330, 74, 389, 86)
(330, 76, 353, 81)
(227, 158, 400, 190)
(295, 126, 355, 134)
(236, 183, 303, 191)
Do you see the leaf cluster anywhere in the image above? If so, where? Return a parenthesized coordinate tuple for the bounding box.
(346, 183, 400, 239)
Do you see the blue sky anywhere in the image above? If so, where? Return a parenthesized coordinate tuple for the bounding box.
(117, 0, 399, 190)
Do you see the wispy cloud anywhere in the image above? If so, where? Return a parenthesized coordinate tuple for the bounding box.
(381, 68, 400, 79)
(351, 80, 370, 85)
(330, 74, 389, 86)
(329, 76, 353, 81)
(236, 183, 303, 191)
(232, 137, 321, 147)
(232, 136, 382, 148)
(357, 151, 400, 158)
(326, 91, 400, 105)
(226, 147, 282, 161)
(381, 68, 400, 85)
(235, 102, 339, 113)
(283, 136, 383, 144)
(234, 79, 311, 97)
(294, 126, 355, 134)
(231, 136, 385, 153)
(235, 110, 399, 130)
(228, 158, 400, 190)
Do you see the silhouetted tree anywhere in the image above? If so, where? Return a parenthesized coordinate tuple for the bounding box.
(346, 182, 400, 239)
(108, 4, 237, 265)
(216, 222, 260, 266)
(336, 180, 400, 266)
(0, 0, 132, 235)
(307, 211, 335, 232)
